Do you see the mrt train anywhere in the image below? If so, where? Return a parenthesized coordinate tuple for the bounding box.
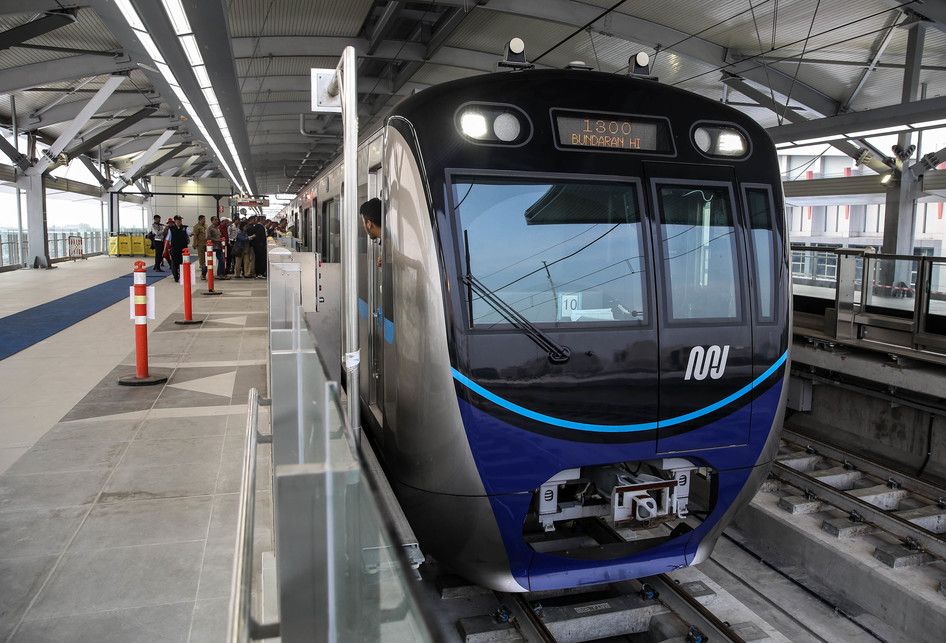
(297, 67, 789, 592)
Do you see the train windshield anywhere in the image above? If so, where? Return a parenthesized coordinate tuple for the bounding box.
(453, 177, 648, 327)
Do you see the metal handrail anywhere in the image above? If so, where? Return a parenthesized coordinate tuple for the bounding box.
(227, 388, 279, 642)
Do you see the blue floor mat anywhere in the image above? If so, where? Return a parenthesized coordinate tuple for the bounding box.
(0, 269, 169, 361)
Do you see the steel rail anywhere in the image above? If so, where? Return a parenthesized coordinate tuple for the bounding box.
(781, 429, 946, 502)
(769, 461, 946, 561)
(504, 593, 557, 643)
(592, 520, 744, 642)
(640, 574, 746, 643)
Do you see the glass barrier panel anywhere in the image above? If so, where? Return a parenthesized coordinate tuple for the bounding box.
(791, 249, 837, 300)
(926, 261, 946, 335)
(323, 383, 433, 641)
(864, 257, 918, 317)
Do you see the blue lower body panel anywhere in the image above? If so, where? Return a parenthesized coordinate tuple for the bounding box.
(454, 380, 784, 591)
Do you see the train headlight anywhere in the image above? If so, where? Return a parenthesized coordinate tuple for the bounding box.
(693, 127, 712, 153)
(460, 111, 488, 139)
(455, 103, 532, 145)
(716, 131, 746, 155)
(692, 123, 750, 158)
(493, 112, 521, 141)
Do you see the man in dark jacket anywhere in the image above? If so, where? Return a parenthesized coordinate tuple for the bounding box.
(247, 215, 267, 279)
(168, 215, 189, 282)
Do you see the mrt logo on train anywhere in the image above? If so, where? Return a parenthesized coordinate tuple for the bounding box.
(684, 345, 730, 381)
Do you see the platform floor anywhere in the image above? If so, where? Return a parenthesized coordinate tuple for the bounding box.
(0, 266, 271, 642)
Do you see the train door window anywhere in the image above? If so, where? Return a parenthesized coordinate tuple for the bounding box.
(326, 198, 340, 262)
(744, 186, 777, 321)
(367, 167, 383, 408)
(655, 185, 740, 322)
(453, 177, 649, 327)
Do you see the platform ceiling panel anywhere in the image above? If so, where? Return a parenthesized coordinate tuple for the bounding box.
(0, 9, 119, 71)
(445, 10, 576, 61)
(227, 0, 375, 37)
(235, 56, 341, 78)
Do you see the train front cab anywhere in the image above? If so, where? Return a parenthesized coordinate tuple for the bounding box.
(357, 72, 790, 592)
(442, 164, 789, 590)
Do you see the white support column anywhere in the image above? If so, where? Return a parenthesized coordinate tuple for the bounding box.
(338, 46, 360, 441)
(29, 74, 125, 176)
(16, 172, 48, 268)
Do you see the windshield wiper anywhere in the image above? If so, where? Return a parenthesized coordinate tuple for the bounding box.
(464, 272, 571, 364)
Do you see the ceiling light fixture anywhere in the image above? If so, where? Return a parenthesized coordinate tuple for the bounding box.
(111, 0, 247, 192)
(158, 0, 252, 194)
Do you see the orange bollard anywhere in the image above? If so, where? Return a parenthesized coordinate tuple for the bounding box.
(175, 248, 202, 325)
(119, 261, 167, 386)
(203, 239, 222, 296)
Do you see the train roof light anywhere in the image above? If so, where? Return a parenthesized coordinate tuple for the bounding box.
(628, 51, 656, 79)
(460, 111, 489, 139)
(500, 36, 534, 70)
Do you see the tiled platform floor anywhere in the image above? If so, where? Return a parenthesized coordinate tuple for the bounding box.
(0, 278, 272, 642)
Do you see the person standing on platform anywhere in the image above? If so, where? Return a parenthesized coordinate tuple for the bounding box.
(207, 216, 222, 278)
(191, 214, 207, 280)
(227, 217, 240, 275)
(216, 217, 230, 280)
(149, 214, 166, 271)
(233, 220, 254, 279)
(247, 215, 267, 279)
(168, 216, 189, 283)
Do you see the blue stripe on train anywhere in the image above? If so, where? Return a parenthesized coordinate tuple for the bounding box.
(451, 351, 788, 433)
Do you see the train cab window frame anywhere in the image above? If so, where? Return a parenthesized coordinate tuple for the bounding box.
(652, 179, 747, 327)
(742, 184, 779, 324)
(446, 170, 654, 332)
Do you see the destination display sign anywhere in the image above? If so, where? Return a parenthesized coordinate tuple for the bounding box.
(553, 110, 672, 153)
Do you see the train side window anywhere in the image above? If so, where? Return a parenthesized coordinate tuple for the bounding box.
(745, 187, 776, 321)
(656, 185, 740, 322)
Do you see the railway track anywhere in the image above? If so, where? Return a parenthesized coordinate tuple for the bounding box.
(771, 429, 946, 565)
(496, 574, 744, 643)
(490, 521, 748, 642)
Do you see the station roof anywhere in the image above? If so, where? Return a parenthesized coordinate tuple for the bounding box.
(0, 1, 943, 195)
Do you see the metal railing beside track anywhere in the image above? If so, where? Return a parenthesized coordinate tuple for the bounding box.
(227, 388, 278, 642)
(226, 244, 436, 643)
(791, 245, 946, 361)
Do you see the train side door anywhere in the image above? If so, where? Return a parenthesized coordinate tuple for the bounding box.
(645, 163, 754, 452)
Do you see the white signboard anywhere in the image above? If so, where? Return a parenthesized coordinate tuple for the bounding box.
(560, 293, 580, 317)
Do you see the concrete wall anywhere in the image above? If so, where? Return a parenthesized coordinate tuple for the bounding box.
(148, 176, 232, 227)
(788, 381, 946, 486)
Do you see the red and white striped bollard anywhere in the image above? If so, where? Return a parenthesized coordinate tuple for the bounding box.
(119, 261, 167, 386)
(203, 239, 221, 296)
(175, 248, 202, 325)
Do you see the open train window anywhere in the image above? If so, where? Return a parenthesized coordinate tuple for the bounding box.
(655, 184, 741, 323)
(744, 186, 777, 322)
(452, 176, 649, 328)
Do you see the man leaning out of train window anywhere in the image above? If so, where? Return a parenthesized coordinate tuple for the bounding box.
(360, 198, 383, 267)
